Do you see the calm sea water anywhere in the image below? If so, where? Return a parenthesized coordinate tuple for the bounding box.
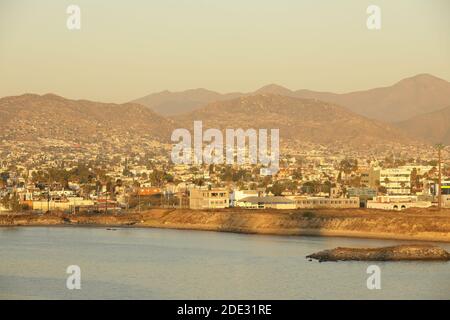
(0, 227, 449, 300)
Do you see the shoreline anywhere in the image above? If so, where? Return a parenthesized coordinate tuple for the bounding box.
(133, 222, 450, 243)
(2, 208, 450, 243)
(3, 222, 450, 243)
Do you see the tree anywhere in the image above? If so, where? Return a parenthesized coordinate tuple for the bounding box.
(292, 168, 302, 180)
(6, 193, 21, 212)
(339, 159, 358, 174)
(1, 194, 10, 210)
(150, 169, 165, 187)
(0, 172, 9, 183)
(268, 182, 285, 196)
(348, 176, 361, 188)
(378, 186, 387, 194)
(193, 178, 205, 187)
(302, 181, 321, 194)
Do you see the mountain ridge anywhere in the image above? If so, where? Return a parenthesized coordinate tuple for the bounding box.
(133, 74, 450, 122)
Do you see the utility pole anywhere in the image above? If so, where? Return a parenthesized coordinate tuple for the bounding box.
(126, 195, 129, 211)
(47, 175, 51, 213)
(47, 188, 50, 213)
(436, 144, 444, 210)
(96, 184, 100, 213)
(105, 186, 108, 215)
(138, 189, 141, 214)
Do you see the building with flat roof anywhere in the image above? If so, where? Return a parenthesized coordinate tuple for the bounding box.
(230, 189, 265, 207)
(236, 196, 296, 209)
(380, 168, 411, 195)
(32, 197, 94, 212)
(431, 180, 450, 208)
(367, 195, 432, 211)
(366, 168, 411, 195)
(294, 196, 359, 209)
(347, 187, 377, 207)
(189, 188, 229, 210)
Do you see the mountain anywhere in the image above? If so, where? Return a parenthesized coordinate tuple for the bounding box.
(294, 74, 450, 122)
(132, 84, 294, 116)
(253, 84, 294, 96)
(0, 93, 174, 143)
(132, 88, 242, 116)
(173, 94, 415, 147)
(0, 92, 426, 149)
(134, 74, 450, 122)
(396, 105, 450, 144)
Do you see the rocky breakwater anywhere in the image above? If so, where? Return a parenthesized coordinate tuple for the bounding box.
(306, 244, 450, 262)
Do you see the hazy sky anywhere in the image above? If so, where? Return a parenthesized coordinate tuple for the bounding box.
(1, 0, 449, 102)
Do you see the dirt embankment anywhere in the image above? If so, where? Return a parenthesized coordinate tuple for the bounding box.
(1, 208, 450, 242)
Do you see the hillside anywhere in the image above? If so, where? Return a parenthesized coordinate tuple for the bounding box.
(396, 105, 450, 144)
(0, 93, 175, 143)
(173, 94, 415, 147)
(294, 74, 450, 122)
(132, 88, 242, 116)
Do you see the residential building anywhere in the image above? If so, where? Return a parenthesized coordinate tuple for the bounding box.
(189, 188, 229, 210)
(367, 168, 411, 195)
(380, 168, 411, 195)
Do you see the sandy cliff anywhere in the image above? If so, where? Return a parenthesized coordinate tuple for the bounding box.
(2, 208, 450, 242)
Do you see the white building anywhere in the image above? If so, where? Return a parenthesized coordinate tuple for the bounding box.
(236, 196, 296, 209)
(367, 195, 431, 211)
(365, 168, 412, 195)
(230, 189, 264, 207)
(380, 168, 411, 195)
(32, 197, 94, 212)
(295, 196, 360, 209)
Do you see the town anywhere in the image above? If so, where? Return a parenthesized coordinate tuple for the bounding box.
(1, 136, 448, 215)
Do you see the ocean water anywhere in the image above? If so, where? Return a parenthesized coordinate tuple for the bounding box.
(0, 226, 449, 300)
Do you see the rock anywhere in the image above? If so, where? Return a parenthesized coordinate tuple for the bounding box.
(307, 244, 450, 262)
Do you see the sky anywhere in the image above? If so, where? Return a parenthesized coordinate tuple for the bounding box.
(0, 0, 449, 102)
